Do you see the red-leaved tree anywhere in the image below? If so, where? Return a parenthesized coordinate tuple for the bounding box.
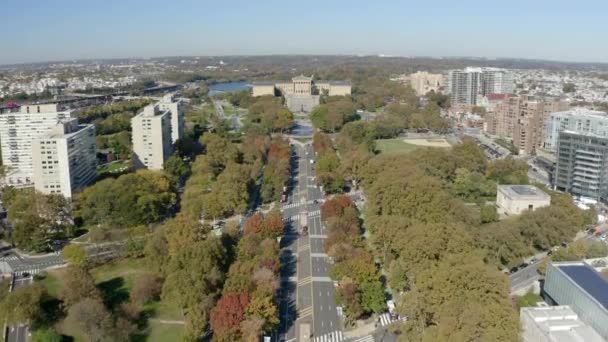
(210, 292, 250, 339)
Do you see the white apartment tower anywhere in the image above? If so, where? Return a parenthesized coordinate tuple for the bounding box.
(0, 104, 71, 186)
(32, 119, 97, 198)
(448, 67, 514, 105)
(157, 94, 185, 143)
(544, 108, 608, 151)
(131, 104, 173, 170)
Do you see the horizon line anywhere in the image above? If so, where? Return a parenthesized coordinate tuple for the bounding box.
(2, 54, 608, 68)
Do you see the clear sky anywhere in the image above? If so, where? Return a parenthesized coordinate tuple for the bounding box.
(2, 0, 608, 65)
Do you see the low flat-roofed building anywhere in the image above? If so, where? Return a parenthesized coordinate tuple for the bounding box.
(521, 306, 604, 342)
(497, 184, 551, 216)
(545, 262, 608, 341)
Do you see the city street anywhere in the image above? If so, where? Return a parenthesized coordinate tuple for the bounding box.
(6, 274, 32, 342)
(279, 141, 343, 342)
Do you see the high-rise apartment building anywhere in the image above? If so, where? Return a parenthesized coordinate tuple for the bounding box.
(544, 108, 608, 152)
(493, 95, 569, 155)
(0, 104, 71, 186)
(447, 67, 513, 105)
(408, 71, 443, 96)
(32, 119, 97, 198)
(131, 104, 173, 170)
(156, 94, 185, 144)
(554, 130, 608, 200)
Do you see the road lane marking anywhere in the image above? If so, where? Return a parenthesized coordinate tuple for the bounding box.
(298, 306, 313, 318)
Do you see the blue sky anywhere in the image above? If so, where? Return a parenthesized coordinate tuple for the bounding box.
(2, 0, 608, 64)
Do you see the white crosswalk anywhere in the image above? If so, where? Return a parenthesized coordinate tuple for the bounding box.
(353, 335, 374, 342)
(282, 202, 301, 209)
(288, 210, 320, 222)
(308, 210, 320, 217)
(0, 255, 21, 261)
(378, 312, 405, 327)
(314, 331, 343, 342)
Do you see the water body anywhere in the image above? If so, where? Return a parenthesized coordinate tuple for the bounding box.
(208, 81, 250, 96)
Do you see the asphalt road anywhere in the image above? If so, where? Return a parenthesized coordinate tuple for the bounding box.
(509, 262, 541, 292)
(6, 275, 32, 342)
(279, 142, 343, 341)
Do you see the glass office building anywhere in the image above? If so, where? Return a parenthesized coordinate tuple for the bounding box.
(544, 262, 608, 340)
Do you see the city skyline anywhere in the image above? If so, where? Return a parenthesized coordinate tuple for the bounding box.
(3, 0, 608, 65)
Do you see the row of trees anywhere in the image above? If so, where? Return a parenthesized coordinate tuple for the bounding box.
(180, 133, 253, 220)
(209, 212, 283, 341)
(321, 196, 385, 324)
(313, 132, 345, 193)
(260, 137, 291, 203)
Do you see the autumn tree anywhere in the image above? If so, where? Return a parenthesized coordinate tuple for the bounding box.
(131, 273, 163, 304)
(66, 298, 115, 342)
(60, 266, 102, 307)
(210, 292, 250, 340)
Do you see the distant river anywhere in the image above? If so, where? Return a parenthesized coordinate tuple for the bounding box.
(208, 81, 250, 96)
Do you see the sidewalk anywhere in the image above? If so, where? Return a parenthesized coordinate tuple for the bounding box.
(343, 319, 377, 339)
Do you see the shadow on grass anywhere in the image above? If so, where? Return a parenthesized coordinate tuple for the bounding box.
(97, 277, 129, 310)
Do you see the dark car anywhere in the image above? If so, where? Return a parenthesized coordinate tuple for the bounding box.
(520, 262, 529, 268)
(509, 267, 519, 274)
(302, 226, 308, 236)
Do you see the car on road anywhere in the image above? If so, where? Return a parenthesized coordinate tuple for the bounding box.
(520, 262, 529, 268)
(302, 226, 308, 236)
(509, 267, 519, 274)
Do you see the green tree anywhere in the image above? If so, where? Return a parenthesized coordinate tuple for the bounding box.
(75, 170, 176, 228)
(7, 190, 72, 252)
(480, 204, 499, 223)
(164, 154, 191, 184)
(62, 244, 88, 268)
(563, 83, 576, 93)
(31, 327, 62, 342)
(399, 254, 520, 342)
(0, 283, 47, 325)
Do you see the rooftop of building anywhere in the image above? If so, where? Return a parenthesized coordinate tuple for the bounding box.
(498, 184, 551, 200)
(552, 107, 608, 118)
(251, 81, 277, 86)
(458, 66, 509, 73)
(521, 306, 604, 342)
(551, 261, 608, 312)
(292, 75, 313, 81)
(487, 93, 507, 101)
(40, 119, 93, 139)
(137, 104, 170, 117)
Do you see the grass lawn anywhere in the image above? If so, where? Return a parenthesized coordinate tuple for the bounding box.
(97, 160, 130, 176)
(146, 321, 185, 342)
(36, 269, 64, 298)
(375, 139, 421, 154)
